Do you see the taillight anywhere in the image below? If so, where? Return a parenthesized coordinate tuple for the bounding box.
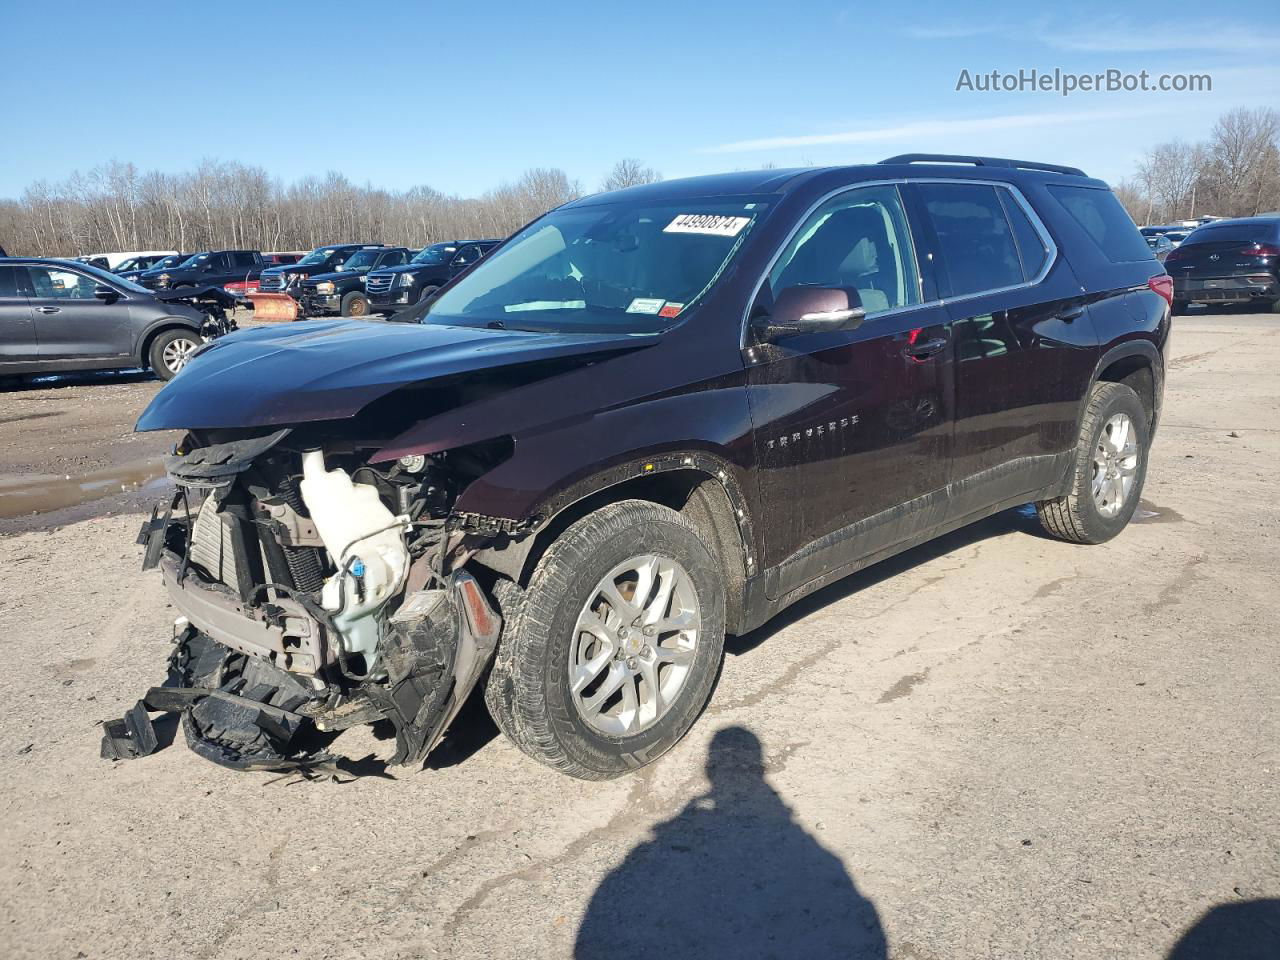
(1240, 243, 1280, 257)
(1148, 274, 1174, 306)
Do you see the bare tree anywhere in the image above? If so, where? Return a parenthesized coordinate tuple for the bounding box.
(600, 158, 662, 192)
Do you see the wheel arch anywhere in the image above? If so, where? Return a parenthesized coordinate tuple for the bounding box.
(1091, 339, 1164, 433)
(470, 456, 755, 634)
(135, 319, 202, 367)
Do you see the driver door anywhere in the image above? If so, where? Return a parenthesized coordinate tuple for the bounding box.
(744, 182, 954, 598)
(22, 265, 133, 361)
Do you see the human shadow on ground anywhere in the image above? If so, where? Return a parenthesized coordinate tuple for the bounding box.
(1166, 898, 1280, 959)
(575, 726, 886, 959)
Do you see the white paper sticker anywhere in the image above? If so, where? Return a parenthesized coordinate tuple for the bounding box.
(626, 297, 666, 314)
(663, 214, 751, 237)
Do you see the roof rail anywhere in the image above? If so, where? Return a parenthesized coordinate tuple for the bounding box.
(879, 153, 1087, 177)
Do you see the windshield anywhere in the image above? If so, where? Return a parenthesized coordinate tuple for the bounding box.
(339, 249, 382, 271)
(154, 255, 186, 269)
(411, 243, 459, 265)
(177, 252, 211, 268)
(297, 247, 341, 266)
(427, 200, 768, 333)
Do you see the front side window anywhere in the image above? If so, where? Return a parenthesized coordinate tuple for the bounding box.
(767, 184, 920, 316)
(452, 244, 482, 267)
(920, 182, 1024, 297)
(27, 266, 99, 299)
(428, 199, 768, 333)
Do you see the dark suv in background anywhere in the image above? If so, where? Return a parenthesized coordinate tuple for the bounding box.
(116, 155, 1172, 781)
(257, 243, 386, 297)
(366, 239, 500, 314)
(299, 246, 413, 318)
(118, 253, 191, 283)
(138, 250, 266, 290)
(1164, 216, 1280, 313)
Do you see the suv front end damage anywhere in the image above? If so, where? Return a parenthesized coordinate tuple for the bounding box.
(106, 428, 505, 773)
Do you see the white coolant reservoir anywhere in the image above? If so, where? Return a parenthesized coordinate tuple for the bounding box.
(299, 450, 410, 664)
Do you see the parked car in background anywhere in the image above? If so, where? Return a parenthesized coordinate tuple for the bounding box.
(299, 246, 414, 318)
(1164, 216, 1280, 313)
(118, 155, 1171, 779)
(264, 253, 303, 265)
(116, 253, 192, 283)
(138, 250, 266, 290)
(256, 243, 386, 296)
(366, 239, 501, 315)
(1163, 230, 1191, 248)
(112, 253, 176, 275)
(77, 250, 177, 271)
(0, 258, 215, 380)
(1147, 233, 1175, 262)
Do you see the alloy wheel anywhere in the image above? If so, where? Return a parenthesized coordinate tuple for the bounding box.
(1092, 412, 1139, 518)
(162, 337, 199, 375)
(569, 554, 700, 737)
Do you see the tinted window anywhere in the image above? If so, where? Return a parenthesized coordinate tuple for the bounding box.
(452, 244, 482, 266)
(1181, 222, 1280, 245)
(0, 265, 18, 297)
(1047, 184, 1152, 263)
(230, 251, 257, 267)
(919, 182, 1023, 296)
(768, 184, 920, 316)
(381, 250, 407, 266)
(998, 189, 1050, 281)
(27, 266, 98, 299)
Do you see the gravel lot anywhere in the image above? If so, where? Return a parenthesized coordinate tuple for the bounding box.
(0, 309, 1277, 959)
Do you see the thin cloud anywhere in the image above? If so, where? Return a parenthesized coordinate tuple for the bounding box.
(905, 18, 1280, 53)
(700, 108, 1163, 154)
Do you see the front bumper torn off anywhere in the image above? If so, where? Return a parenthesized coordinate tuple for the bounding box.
(101, 568, 502, 775)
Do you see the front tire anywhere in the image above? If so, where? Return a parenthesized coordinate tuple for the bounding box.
(149, 329, 200, 381)
(417, 284, 440, 304)
(1036, 382, 1149, 544)
(484, 500, 725, 780)
(341, 291, 370, 317)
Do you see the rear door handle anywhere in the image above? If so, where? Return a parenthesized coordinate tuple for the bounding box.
(903, 337, 947, 360)
(35, 306, 60, 314)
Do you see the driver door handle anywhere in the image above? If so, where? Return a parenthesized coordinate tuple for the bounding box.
(36, 306, 61, 314)
(903, 337, 947, 360)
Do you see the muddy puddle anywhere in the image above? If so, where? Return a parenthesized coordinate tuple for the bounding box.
(0, 459, 169, 519)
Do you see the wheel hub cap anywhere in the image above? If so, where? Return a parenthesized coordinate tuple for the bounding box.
(1091, 413, 1139, 518)
(569, 554, 700, 737)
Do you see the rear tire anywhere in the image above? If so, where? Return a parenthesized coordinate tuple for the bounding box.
(1036, 382, 1149, 544)
(149, 329, 200, 381)
(484, 500, 725, 780)
(1270, 298, 1280, 315)
(1171, 299, 1187, 316)
(341, 291, 370, 317)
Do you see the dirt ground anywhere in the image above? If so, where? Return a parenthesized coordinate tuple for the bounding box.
(0, 309, 1277, 959)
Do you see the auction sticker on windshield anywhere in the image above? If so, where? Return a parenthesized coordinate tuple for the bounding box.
(664, 214, 751, 236)
(627, 297, 666, 314)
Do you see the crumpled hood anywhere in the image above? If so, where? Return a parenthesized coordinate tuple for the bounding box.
(135, 318, 661, 431)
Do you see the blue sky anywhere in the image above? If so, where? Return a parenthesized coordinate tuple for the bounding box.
(1, 0, 1276, 198)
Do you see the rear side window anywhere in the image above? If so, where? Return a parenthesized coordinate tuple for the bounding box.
(230, 251, 257, 267)
(1047, 185, 1152, 263)
(919, 182, 1023, 296)
(998, 190, 1050, 281)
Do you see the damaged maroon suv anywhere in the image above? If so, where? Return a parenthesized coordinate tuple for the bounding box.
(108, 154, 1172, 778)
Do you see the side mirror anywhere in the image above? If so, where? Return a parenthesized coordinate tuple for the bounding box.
(752, 286, 866, 342)
(94, 285, 120, 303)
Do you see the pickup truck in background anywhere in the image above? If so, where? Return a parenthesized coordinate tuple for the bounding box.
(137, 250, 267, 290)
(366, 239, 501, 315)
(299, 246, 414, 318)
